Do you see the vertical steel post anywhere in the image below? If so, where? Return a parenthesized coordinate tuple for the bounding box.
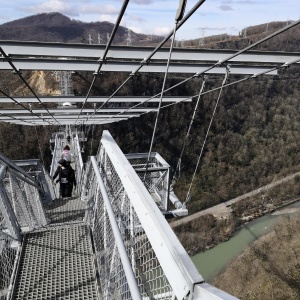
(0, 166, 21, 241)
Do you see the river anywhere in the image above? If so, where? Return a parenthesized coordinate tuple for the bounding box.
(191, 201, 300, 282)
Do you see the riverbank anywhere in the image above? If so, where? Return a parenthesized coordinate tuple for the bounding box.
(211, 211, 300, 299)
(173, 196, 300, 256)
(191, 201, 300, 283)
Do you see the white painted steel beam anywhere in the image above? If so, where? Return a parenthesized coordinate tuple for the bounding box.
(4, 119, 124, 126)
(0, 96, 192, 103)
(0, 59, 278, 75)
(100, 130, 204, 299)
(0, 41, 299, 64)
(0, 108, 156, 114)
(0, 114, 134, 120)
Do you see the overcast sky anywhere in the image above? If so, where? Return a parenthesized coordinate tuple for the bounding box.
(0, 0, 299, 40)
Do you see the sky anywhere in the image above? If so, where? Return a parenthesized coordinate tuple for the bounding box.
(0, 0, 299, 40)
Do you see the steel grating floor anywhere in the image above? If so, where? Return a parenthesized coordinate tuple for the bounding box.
(45, 197, 86, 224)
(13, 223, 99, 300)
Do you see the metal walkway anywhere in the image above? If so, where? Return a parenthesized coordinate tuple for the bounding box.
(12, 197, 100, 300)
(0, 130, 239, 300)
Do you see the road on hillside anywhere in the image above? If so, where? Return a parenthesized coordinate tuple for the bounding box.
(170, 171, 300, 228)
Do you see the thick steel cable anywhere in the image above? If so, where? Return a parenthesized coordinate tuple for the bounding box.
(143, 25, 178, 180)
(87, 0, 206, 119)
(34, 125, 46, 168)
(75, 0, 130, 124)
(133, 57, 300, 122)
(0, 47, 61, 126)
(0, 89, 56, 125)
(184, 69, 229, 204)
(171, 76, 207, 187)
(182, 58, 300, 204)
(143, 1, 189, 180)
(95, 19, 300, 124)
(0, 112, 35, 126)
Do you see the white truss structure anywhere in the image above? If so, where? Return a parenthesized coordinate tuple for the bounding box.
(0, 41, 299, 126)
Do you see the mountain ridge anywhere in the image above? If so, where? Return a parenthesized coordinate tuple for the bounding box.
(0, 12, 164, 45)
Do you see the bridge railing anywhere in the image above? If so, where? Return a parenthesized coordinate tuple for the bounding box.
(0, 154, 49, 300)
(125, 153, 187, 217)
(83, 130, 238, 300)
(73, 133, 84, 195)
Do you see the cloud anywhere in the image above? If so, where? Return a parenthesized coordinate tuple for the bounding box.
(222, 0, 257, 3)
(80, 4, 119, 15)
(129, 15, 146, 23)
(152, 26, 170, 36)
(99, 14, 117, 23)
(198, 26, 227, 31)
(131, 0, 155, 3)
(22, 0, 79, 16)
(219, 4, 234, 11)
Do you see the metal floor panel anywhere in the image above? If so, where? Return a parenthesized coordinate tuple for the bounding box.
(13, 224, 100, 300)
(45, 197, 86, 224)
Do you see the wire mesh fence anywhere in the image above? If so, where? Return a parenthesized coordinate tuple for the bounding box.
(0, 231, 19, 300)
(0, 156, 49, 300)
(125, 153, 170, 212)
(85, 147, 174, 299)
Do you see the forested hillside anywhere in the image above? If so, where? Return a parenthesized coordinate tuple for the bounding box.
(0, 13, 300, 218)
(212, 212, 300, 299)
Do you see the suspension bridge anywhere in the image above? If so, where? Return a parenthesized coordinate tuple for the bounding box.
(0, 0, 300, 298)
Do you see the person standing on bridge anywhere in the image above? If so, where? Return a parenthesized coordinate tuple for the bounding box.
(52, 158, 76, 198)
(60, 145, 73, 166)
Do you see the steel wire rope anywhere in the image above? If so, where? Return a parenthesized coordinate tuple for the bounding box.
(0, 89, 54, 125)
(89, 103, 97, 157)
(74, 0, 130, 125)
(184, 68, 230, 204)
(34, 124, 46, 170)
(181, 58, 300, 205)
(143, 0, 188, 181)
(133, 58, 300, 124)
(0, 111, 35, 126)
(0, 47, 61, 126)
(171, 75, 207, 188)
(85, 0, 206, 121)
(96, 18, 300, 124)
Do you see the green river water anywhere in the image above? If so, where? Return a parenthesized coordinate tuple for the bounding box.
(191, 201, 300, 282)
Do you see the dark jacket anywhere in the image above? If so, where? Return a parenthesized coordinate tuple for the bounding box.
(53, 165, 76, 187)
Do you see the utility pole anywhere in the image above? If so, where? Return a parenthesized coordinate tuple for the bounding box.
(199, 27, 205, 46)
(88, 34, 93, 45)
(127, 28, 132, 46)
(60, 71, 73, 96)
(98, 33, 103, 44)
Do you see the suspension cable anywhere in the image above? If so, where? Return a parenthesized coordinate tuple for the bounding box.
(0, 89, 55, 125)
(0, 47, 61, 126)
(184, 66, 230, 204)
(171, 75, 207, 187)
(34, 124, 46, 168)
(89, 103, 97, 157)
(95, 19, 300, 125)
(143, 0, 188, 180)
(74, 0, 130, 125)
(86, 0, 206, 121)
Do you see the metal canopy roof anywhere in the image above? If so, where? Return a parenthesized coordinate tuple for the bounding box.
(0, 41, 299, 126)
